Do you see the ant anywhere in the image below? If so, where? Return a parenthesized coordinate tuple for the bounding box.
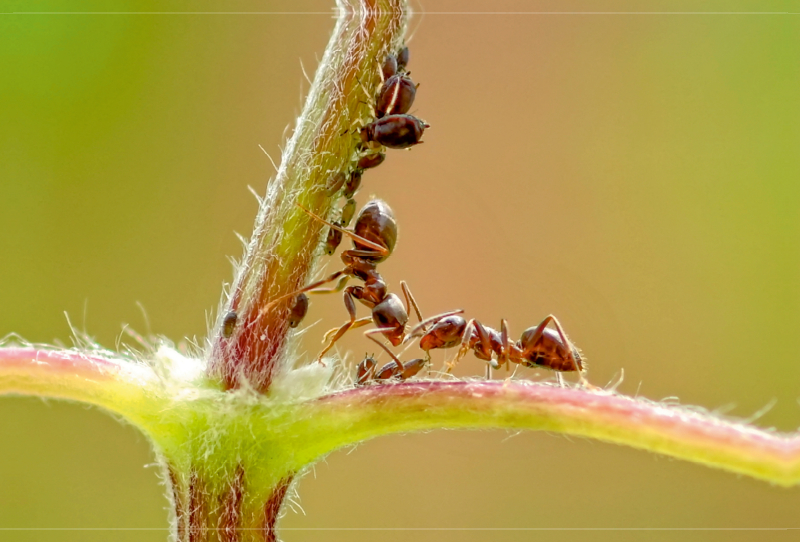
(408, 313, 588, 386)
(264, 199, 441, 362)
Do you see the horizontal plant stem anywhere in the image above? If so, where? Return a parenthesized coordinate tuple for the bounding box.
(298, 381, 800, 486)
(0, 346, 157, 418)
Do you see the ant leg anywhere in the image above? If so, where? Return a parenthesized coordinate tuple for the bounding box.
(529, 315, 579, 371)
(542, 315, 589, 386)
(499, 319, 511, 371)
(261, 270, 346, 313)
(528, 315, 589, 387)
(296, 204, 390, 258)
(405, 310, 465, 342)
(322, 316, 372, 343)
(451, 319, 492, 373)
(365, 328, 403, 374)
(316, 291, 359, 362)
(400, 281, 423, 323)
(472, 320, 495, 361)
(452, 319, 476, 373)
(309, 276, 350, 295)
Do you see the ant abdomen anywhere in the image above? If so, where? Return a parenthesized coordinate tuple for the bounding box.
(419, 315, 467, 352)
(352, 199, 397, 261)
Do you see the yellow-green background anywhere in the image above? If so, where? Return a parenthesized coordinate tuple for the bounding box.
(1, 0, 799, 540)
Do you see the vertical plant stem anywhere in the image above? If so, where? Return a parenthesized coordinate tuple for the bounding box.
(207, 0, 409, 394)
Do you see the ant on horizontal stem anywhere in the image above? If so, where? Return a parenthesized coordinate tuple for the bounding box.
(408, 313, 589, 386)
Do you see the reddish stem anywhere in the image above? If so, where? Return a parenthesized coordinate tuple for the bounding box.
(207, 0, 408, 394)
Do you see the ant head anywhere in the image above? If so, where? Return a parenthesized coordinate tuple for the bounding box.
(371, 293, 408, 346)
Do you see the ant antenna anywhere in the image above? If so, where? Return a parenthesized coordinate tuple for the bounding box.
(366, 333, 403, 373)
(295, 203, 389, 257)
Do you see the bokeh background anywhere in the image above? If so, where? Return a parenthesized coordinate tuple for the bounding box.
(1, 0, 799, 540)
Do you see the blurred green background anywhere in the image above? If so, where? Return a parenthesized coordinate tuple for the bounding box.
(1, 0, 799, 540)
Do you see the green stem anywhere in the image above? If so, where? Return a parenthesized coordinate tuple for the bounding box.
(294, 381, 800, 487)
(0, 346, 159, 419)
(207, 0, 410, 394)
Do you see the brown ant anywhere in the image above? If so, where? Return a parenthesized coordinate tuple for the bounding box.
(408, 314, 588, 385)
(265, 199, 414, 361)
(267, 199, 459, 362)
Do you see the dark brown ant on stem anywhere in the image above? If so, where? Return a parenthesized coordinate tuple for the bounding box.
(408, 313, 588, 385)
(263, 199, 406, 360)
(361, 114, 429, 149)
(265, 200, 458, 363)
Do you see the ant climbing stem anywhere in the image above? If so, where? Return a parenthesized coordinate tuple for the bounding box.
(295, 203, 390, 257)
(265, 198, 425, 364)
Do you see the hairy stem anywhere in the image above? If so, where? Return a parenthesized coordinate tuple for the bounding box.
(0, 346, 158, 418)
(207, 0, 409, 394)
(294, 381, 800, 487)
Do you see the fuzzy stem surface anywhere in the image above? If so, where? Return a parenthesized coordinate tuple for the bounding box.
(207, 0, 409, 394)
(298, 381, 800, 487)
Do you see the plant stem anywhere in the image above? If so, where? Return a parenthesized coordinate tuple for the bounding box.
(0, 346, 157, 417)
(298, 381, 800, 486)
(207, 0, 409, 394)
